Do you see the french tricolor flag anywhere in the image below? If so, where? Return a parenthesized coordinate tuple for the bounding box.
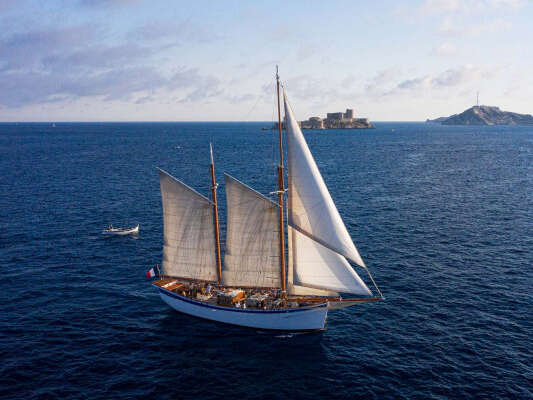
(146, 267, 156, 278)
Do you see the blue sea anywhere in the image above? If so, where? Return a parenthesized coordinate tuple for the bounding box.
(1, 122, 531, 400)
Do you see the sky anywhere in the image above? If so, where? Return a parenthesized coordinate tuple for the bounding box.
(0, 0, 532, 121)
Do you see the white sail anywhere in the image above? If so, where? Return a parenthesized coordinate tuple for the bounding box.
(284, 91, 371, 295)
(288, 227, 371, 295)
(159, 168, 218, 282)
(287, 225, 338, 296)
(222, 174, 281, 288)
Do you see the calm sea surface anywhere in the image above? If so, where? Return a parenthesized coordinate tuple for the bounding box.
(0, 122, 531, 400)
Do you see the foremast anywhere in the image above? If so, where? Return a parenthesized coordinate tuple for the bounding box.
(275, 66, 287, 298)
(209, 143, 223, 284)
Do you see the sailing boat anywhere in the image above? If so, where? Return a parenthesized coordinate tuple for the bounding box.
(150, 69, 382, 331)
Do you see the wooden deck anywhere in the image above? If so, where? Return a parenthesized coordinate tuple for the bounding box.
(151, 278, 380, 310)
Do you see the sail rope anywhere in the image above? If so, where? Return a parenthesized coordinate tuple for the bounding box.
(241, 93, 262, 122)
(360, 265, 384, 299)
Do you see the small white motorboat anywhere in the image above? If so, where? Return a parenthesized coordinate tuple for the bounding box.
(102, 224, 139, 236)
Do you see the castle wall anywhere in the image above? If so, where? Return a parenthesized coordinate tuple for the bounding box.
(327, 112, 343, 120)
(274, 106, 373, 129)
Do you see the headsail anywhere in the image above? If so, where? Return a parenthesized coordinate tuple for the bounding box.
(159, 168, 218, 282)
(284, 91, 372, 296)
(222, 174, 281, 288)
(287, 226, 339, 297)
(288, 227, 371, 295)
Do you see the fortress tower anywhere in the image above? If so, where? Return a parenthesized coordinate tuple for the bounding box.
(344, 109, 354, 120)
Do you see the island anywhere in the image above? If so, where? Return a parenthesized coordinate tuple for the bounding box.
(274, 108, 374, 130)
(427, 105, 533, 125)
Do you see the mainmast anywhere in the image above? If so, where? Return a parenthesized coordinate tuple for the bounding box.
(209, 143, 222, 283)
(276, 66, 287, 297)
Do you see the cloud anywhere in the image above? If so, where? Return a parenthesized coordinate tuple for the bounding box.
(135, 95, 154, 104)
(365, 68, 402, 95)
(281, 75, 341, 105)
(431, 42, 457, 56)
(0, 24, 222, 108)
(168, 69, 223, 103)
(41, 43, 156, 70)
(79, 0, 144, 7)
(0, 0, 18, 10)
(134, 21, 219, 44)
(0, 25, 99, 71)
(421, 0, 527, 15)
(226, 93, 255, 104)
(396, 76, 433, 91)
(409, 0, 528, 38)
(256, 65, 500, 109)
(390, 65, 497, 95)
(439, 16, 512, 35)
(297, 44, 322, 60)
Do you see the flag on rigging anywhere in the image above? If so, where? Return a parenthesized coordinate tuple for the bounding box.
(146, 268, 156, 278)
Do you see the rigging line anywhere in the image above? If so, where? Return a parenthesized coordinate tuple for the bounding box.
(361, 265, 384, 299)
(241, 92, 263, 122)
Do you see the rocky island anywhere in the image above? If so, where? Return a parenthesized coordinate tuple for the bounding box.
(427, 105, 533, 125)
(274, 108, 374, 130)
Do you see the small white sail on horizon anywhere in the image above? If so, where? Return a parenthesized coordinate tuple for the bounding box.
(159, 168, 219, 282)
(222, 173, 281, 288)
(283, 91, 372, 296)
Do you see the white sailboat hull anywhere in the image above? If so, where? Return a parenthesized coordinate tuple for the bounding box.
(157, 287, 328, 331)
(102, 225, 139, 236)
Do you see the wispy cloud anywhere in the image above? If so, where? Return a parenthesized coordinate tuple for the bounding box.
(365, 68, 403, 96)
(439, 16, 512, 35)
(79, 0, 144, 7)
(431, 42, 457, 56)
(420, 0, 527, 15)
(389, 65, 498, 95)
(133, 21, 219, 44)
(0, 24, 222, 108)
(168, 69, 223, 103)
(408, 0, 528, 38)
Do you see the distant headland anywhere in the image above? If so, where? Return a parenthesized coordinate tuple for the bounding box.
(274, 108, 374, 130)
(426, 105, 533, 126)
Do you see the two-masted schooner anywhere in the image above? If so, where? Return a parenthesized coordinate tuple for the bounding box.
(150, 69, 382, 331)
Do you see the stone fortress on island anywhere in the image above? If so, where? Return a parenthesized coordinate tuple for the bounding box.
(274, 108, 374, 130)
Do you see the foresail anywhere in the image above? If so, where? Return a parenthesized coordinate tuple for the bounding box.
(284, 91, 366, 268)
(288, 227, 371, 295)
(222, 174, 281, 288)
(287, 225, 338, 297)
(158, 168, 218, 282)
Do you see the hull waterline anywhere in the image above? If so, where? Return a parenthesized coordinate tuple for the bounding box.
(156, 286, 328, 331)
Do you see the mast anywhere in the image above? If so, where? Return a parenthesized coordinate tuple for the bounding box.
(209, 143, 222, 284)
(276, 66, 287, 297)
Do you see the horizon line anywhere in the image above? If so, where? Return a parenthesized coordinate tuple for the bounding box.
(0, 120, 428, 124)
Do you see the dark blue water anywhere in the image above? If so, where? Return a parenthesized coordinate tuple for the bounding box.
(1, 122, 531, 400)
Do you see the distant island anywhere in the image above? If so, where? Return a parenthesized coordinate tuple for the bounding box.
(427, 105, 533, 125)
(274, 108, 374, 130)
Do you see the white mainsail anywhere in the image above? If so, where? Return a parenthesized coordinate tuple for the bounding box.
(158, 168, 218, 282)
(222, 174, 281, 288)
(284, 92, 372, 296)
